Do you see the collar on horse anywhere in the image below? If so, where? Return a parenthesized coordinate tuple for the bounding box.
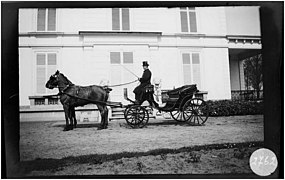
(57, 84, 73, 95)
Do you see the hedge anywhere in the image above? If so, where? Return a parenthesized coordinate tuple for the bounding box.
(205, 100, 263, 116)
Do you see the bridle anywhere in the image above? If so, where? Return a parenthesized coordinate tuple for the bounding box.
(49, 74, 73, 94)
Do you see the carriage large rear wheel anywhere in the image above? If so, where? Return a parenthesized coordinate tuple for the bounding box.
(124, 105, 149, 128)
(182, 98, 209, 125)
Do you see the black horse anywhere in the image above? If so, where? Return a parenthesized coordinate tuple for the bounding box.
(45, 70, 111, 131)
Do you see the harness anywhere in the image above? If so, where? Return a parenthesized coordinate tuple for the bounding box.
(45, 73, 139, 107)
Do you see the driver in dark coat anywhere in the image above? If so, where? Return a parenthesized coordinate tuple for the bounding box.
(133, 61, 152, 103)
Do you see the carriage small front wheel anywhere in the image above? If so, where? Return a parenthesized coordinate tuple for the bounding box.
(182, 98, 209, 125)
(124, 105, 149, 128)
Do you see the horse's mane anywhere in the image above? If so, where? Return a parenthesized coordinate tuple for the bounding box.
(60, 73, 74, 85)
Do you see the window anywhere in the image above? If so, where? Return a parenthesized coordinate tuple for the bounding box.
(112, 8, 130, 31)
(180, 7, 197, 33)
(110, 51, 134, 83)
(36, 52, 57, 94)
(182, 52, 201, 88)
(37, 8, 56, 31)
(109, 51, 134, 100)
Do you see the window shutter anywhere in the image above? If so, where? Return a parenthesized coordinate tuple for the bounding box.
(37, 8, 46, 31)
(182, 53, 190, 64)
(36, 54, 46, 65)
(189, 11, 197, 32)
(123, 52, 133, 64)
(182, 53, 191, 85)
(110, 52, 121, 64)
(192, 53, 201, 88)
(47, 53, 57, 78)
(112, 8, 120, 30)
(110, 52, 122, 84)
(48, 8, 56, 31)
(36, 54, 46, 94)
(122, 8, 130, 30)
(47, 53, 56, 65)
(180, 11, 188, 32)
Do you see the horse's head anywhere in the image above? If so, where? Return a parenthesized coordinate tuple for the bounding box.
(46, 70, 73, 89)
(45, 70, 60, 89)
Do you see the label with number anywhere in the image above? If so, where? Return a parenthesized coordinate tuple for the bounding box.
(249, 148, 278, 176)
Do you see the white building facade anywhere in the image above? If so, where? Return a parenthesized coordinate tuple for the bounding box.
(19, 7, 262, 106)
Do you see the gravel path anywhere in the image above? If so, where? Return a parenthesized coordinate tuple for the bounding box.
(20, 115, 263, 161)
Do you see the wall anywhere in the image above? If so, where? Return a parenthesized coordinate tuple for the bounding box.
(225, 6, 261, 36)
(198, 7, 227, 35)
(19, 48, 34, 105)
(203, 48, 231, 100)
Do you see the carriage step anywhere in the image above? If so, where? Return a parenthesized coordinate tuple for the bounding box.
(110, 115, 156, 121)
(111, 111, 124, 116)
(111, 107, 125, 112)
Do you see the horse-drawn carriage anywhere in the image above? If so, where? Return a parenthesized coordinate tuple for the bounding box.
(46, 71, 209, 131)
(123, 84, 209, 128)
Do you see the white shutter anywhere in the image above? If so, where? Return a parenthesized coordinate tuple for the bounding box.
(192, 53, 201, 88)
(123, 52, 133, 64)
(36, 54, 46, 65)
(122, 8, 130, 30)
(112, 8, 120, 30)
(182, 53, 191, 85)
(47, 53, 57, 77)
(110, 52, 120, 64)
(36, 53, 46, 94)
(180, 11, 188, 32)
(47, 53, 57, 94)
(189, 11, 197, 32)
(37, 8, 46, 31)
(47, 8, 56, 31)
(110, 51, 121, 84)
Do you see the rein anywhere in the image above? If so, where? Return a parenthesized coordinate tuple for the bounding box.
(61, 92, 122, 107)
(108, 79, 138, 87)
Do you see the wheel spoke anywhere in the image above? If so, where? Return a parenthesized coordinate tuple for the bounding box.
(172, 111, 179, 116)
(198, 114, 204, 123)
(188, 114, 194, 122)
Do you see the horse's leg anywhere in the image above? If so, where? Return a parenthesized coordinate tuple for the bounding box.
(63, 105, 70, 131)
(103, 106, 108, 129)
(97, 105, 105, 130)
(68, 107, 74, 130)
(72, 107, 77, 128)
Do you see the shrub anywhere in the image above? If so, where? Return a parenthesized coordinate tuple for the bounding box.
(205, 100, 263, 116)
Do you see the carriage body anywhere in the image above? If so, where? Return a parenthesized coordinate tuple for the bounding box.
(160, 84, 198, 111)
(124, 84, 209, 128)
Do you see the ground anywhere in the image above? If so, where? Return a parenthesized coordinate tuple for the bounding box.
(19, 115, 264, 177)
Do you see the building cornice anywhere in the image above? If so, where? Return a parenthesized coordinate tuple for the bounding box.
(20, 32, 65, 36)
(79, 31, 162, 36)
(226, 35, 261, 39)
(19, 32, 261, 40)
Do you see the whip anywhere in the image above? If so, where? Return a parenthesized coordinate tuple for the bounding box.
(119, 64, 140, 79)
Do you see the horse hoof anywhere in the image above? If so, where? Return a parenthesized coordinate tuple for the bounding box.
(63, 126, 73, 131)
